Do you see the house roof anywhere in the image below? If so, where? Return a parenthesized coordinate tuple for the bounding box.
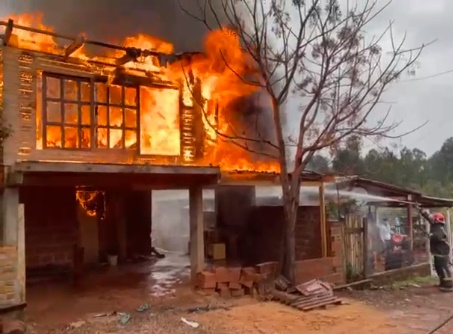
(334, 176, 421, 198)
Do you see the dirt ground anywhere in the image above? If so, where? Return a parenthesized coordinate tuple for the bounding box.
(25, 284, 453, 334)
(20, 256, 453, 333)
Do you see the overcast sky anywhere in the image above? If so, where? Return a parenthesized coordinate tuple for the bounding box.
(350, 0, 453, 156)
(0, 0, 451, 157)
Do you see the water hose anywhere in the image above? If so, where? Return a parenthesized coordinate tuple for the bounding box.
(428, 312, 453, 333)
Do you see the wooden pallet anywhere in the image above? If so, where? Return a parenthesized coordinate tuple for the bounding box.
(270, 289, 342, 311)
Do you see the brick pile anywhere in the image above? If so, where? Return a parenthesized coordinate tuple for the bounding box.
(196, 261, 279, 297)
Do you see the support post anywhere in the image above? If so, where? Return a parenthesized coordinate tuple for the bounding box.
(319, 184, 327, 258)
(447, 209, 452, 265)
(407, 195, 414, 250)
(17, 204, 25, 304)
(3, 188, 19, 246)
(425, 216, 434, 277)
(363, 214, 369, 278)
(189, 186, 204, 283)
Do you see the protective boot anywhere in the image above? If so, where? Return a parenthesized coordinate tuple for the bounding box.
(439, 278, 453, 292)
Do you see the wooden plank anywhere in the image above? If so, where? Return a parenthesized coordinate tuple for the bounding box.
(319, 184, 327, 257)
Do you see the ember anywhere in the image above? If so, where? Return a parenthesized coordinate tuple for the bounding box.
(0, 13, 279, 173)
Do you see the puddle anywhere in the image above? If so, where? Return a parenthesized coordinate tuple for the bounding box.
(148, 254, 189, 297)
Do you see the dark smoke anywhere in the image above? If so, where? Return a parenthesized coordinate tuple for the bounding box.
(4, 0, 225, 52)
(3, 0, 277, 161)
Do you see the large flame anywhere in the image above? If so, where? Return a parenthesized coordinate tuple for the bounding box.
(1, 13, 279, 173)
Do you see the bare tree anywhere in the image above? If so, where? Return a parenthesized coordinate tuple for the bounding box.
(179, 0, 428, 282)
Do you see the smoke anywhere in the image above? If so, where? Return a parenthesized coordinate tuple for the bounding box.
(2, 0, 277, 161)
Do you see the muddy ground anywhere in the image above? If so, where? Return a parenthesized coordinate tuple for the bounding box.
(25, 283, 453, 333)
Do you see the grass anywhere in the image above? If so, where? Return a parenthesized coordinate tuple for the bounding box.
(390, 275, 437, 289)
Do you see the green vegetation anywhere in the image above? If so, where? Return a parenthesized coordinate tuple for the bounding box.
(390, 275, 437, 289)
(306, 136, 453, 198)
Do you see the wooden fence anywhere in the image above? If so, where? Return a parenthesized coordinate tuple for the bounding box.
(343, 214, 365, 282)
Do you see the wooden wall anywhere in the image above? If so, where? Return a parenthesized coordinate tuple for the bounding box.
(1, 46, 184, 167)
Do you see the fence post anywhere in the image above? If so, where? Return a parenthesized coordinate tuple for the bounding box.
(447, 209, 452, 265)
(363, 216, 369, 278)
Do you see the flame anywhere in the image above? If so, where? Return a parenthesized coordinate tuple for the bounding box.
(1, 13, 280, 173)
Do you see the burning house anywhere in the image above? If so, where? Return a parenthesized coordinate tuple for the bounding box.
(0, 14, 285, 308)
(0, 12, 345, 314)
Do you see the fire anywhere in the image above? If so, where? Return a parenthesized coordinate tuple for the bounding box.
(1, 13, 280, 173)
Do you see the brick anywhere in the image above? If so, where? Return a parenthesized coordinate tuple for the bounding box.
(219, 287, 231, 298)
(198, 288, 216, 296)
(228, 267, 241, 283)
(256, 262, 278, 275)
(332, 256, 343, 268)
(217, 282, 228, 289)
(196, 271, 216, 289)
(214, 267, 230, 283)
(231, 288, 245, 297)
(229, 282, 242, 290)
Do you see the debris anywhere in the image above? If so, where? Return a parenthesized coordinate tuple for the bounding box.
(271, 279, 342, 311)
(3, 320, 26, 334)
(69, 320, 86, 329)
(181, 317, 200, 328)
(274, 275, 291, 291)
(93, 311, 116, 318)
(118, 312, 131, 325)
(136, 303, 150, 312)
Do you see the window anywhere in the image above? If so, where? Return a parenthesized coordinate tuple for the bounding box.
(42, 74, 92, 149)
(95, 83, 138, 149)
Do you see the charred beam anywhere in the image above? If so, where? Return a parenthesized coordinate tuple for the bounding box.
(115, 47, 142, 66)
(64, 35, 85, 58)
(2, 19, 13, 46)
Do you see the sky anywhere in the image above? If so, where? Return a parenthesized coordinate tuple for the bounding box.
(0, 0, 451, 157)
(349, 0, 453, 156)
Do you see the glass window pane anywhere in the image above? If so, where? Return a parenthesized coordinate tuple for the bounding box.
(46, 101, 61, 123)
(46, 126, 62, 148)
(64, 103, 78, 124)
(124, 108, 136, 128)
(109, 85, 122, 105)
(46, 77, 60, 98)
(81, 81, 91, 102)
(81, 128, 91, 148)
(95, 83, 107, 103)
(109, 107, 123, 127)
(64, 127, 79, 148)
(125, 87, 137, 106)
(97, 128, 108, 148)
(81, 105, 91, 125)
(109, 129, 123, 149)
(124, 130, 137, 149)
(96, 105, 108, 126)
(63, 79, 78, 101)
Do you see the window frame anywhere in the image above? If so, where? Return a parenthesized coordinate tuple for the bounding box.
(93, 82, 140, 150)
(42, 72, 94, 150)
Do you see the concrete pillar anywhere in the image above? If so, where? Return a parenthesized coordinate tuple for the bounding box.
(3, 188, 19, 246)
(1, 188, 25, 306)
(189, 186, 204, 282)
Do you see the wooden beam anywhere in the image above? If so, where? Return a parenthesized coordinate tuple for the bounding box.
(189, 186, 204, 283)
(17, 204, 25, 304)
(2, 19, 13, 46)
(64, 35, 85, 58)
(319, 184, 327, 257)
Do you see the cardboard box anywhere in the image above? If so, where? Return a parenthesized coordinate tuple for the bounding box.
(212, 243, 226, 260)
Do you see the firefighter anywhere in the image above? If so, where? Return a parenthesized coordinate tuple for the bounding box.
(416, 205, 453, 292)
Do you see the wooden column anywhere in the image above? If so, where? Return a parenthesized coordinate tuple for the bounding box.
(407, 201, 413, 250)
(319, 184, 327, 257)
(363, 214, 369, 278)
(189, 186, 204, 282)
(447, 209, 452, 264)
(17, 203, 25, 304)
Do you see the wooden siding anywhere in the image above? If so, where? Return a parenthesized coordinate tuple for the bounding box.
(1, 46, 186, 168)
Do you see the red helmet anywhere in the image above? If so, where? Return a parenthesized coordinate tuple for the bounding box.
(431, 212, 446, 224)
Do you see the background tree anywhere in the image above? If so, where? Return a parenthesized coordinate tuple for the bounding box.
(180, 0, 426, 282)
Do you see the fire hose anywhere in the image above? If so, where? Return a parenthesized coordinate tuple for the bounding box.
(428, 312, 453, 333)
